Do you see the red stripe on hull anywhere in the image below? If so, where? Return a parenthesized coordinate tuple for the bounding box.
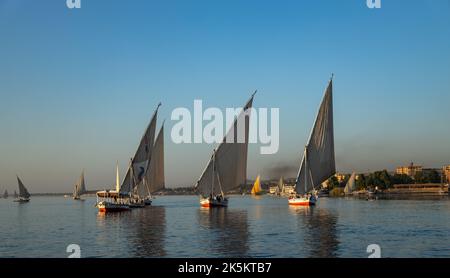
(289, 202, 315, 206)
(200, 199, 228, 208)
(98, 207, 129, 213)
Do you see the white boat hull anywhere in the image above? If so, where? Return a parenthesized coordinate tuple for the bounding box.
(288, 195, 316, 206)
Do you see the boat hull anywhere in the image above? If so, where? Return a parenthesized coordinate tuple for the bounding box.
(96, 201, 130, 213)
(14, 198, 30, 203)
(288, 196, 316, 206)
(144, 199, 152, 206)
(128, 203, 145, 208)
(128, 197, 146, 208)
(200, 197, 228, 208)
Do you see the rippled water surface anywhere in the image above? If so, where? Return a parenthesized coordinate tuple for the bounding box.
(1, 195, 449, 257)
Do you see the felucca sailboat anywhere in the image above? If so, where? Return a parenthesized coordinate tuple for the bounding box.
(122, 103, 161, 206)
(278, 177, 285, 196)
(251, 175, 262, 195)
(195, 92, 255, 208)
(3, 190, 8, 199)
(72, 170, 87, 200)
(14, 176, 31, 203)
(344, 172, 356, 195)
(289, 77, 336, 206)
(95, 103, 162, 212)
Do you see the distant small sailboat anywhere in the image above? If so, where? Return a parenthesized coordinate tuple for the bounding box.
(72, 170, 87, 200)
(278, 177, 285, 196)
(14, 176, 31, 203)
(3, 189, 8, 199)
(251, 175, 263, 195)
(13, 190, 18, 199)
(289, 77, 336, 206)
(344, 172, 356, 195)
(195, 93, 255, 208)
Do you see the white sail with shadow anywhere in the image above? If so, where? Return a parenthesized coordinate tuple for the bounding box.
(145, 124, 165, 195)
(73, 170, 87, 200)
(120, 103, 160, 197)
(344, 172, 356, 195)
(195, 92, 255, 207)
(290, 77, 336, 206)
(15, 176, 30, 202)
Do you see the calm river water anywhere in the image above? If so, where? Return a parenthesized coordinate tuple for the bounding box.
(0, 195, 449, 258)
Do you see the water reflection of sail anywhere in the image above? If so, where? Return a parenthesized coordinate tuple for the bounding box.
(197, 208, 249, 257)
(290, 206, 339, 258)
(95, 206, 166, 257)
(132, 206, 166, 257)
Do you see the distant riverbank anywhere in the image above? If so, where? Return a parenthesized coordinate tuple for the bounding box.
(329, 183, 449, 197)
(26, 188, 198, 197)
(23, 183, 449, 198)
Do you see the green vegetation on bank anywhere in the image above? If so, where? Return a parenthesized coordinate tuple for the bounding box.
(326, 169, 442, 191)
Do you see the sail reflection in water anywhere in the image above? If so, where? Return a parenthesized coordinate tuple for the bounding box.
(197, 208, 249, 257)
(131, 206, 166, 257)
(95, 207, 166, 257)
(289, 206, 339, 258)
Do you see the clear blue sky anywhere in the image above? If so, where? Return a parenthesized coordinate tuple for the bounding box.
(0, 0, 449, 193)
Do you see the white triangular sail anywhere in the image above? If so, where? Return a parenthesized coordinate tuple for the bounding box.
(17, 176, 30, 199)
(115, 162, 120, 193)
(295, 78, 336, 194)
(73, 170, 86, 198)
(278, 177, 284, 193)
(344, 172, 356, 194)
(73, 184, 78, 198)
(195, 93, 255, 196)
(120, 104, 160, 196)
(79, 171, 86, 193)
(146, 124, 165, 194)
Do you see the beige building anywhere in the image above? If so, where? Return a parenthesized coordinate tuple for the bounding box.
(443, 165, 450, 183)
(283, 185, 296, 195)
(335, 173, 347, 183)
(396, 162, 422, 178)
(269, 186, 278, 194)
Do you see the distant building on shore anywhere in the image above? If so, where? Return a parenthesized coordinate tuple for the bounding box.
(335, 173, 347, 183)
(443, 165, 450, 184)
(283, 185, 296, 195)
(396, 162, 422, 178)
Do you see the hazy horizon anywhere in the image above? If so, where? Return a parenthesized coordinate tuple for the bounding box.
(1, 0, 449, 193)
